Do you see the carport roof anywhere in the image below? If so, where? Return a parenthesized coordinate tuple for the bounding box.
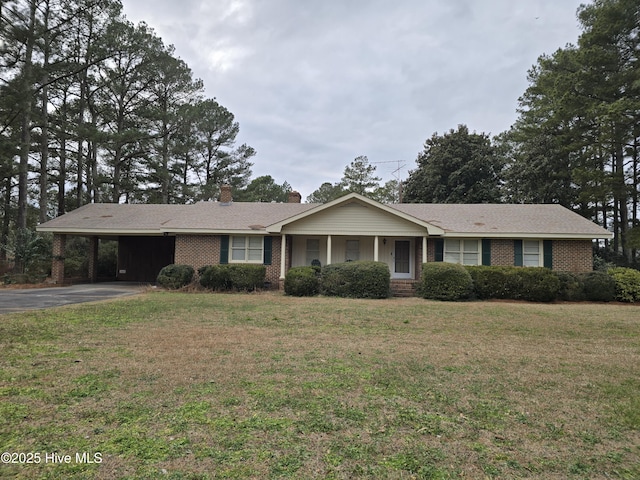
(36, 201, 316, 235)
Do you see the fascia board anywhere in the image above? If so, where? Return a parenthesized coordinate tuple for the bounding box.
(441, 232, 613, 240)
(36, 227, 164, 236)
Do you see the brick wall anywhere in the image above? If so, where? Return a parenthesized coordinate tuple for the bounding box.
(174, 234, 283, 288)
(52, 234, 66, 284)
(424, 237, 593, 272)
(552, 240, 593, 273)
(490, 239, 514, 267)
(426, 238, 436, 262)
(267, 235, 283, 286)
(174, 235, 220, 272)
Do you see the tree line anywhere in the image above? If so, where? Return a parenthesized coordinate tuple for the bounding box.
(1, 0, 257, 261)
(2, 0, 639, 267)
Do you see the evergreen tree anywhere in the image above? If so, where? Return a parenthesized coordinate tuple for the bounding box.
(404, 125, 503, 203)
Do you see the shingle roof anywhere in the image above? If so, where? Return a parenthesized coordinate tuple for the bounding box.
(37, 203, 180, 234)
(37, 197, 612, 239)
(37, 201, 316, 235)
(389, 203, 611, 237)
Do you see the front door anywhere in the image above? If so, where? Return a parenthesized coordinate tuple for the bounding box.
(394, 240, 411, 279)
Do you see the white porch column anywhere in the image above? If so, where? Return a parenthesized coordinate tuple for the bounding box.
(374, 236, 379, 262)
(327, 235, 332, 265)
(280, 234, 287, 279)
(422, 236, 428, 263)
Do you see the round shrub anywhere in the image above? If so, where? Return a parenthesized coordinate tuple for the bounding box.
(284, 266, 320, 296)
(420, 263, 473, 301)
(156, 264, 194, 289)
(320, 261, 390, 299)
(608, 267, 640, 302)
(581, 271, 616, 302)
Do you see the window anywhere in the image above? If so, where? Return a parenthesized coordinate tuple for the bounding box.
(306, 239, 320, 265)
(345, 240, 360, 261)
(231, 236, 263, 263)
(444, 239, 480, 265)
(523, 240, 541, 267)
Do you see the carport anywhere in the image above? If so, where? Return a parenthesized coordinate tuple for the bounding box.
(37, 203, 179, 285)
(45, 234, 175, 284)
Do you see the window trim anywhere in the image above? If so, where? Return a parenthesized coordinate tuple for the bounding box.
(230, 235, 264, 264)
(345, 239, 360, 262)
(305, 238, 320, 266)
(522, 239, 543, 267)
(443, 238, 481, 266)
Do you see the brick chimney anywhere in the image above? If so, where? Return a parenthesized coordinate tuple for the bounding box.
(288, 191, 302, 203)
(219, 184, 232, 204)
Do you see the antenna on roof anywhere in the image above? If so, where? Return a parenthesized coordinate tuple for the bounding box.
(372, 160, 406, 203)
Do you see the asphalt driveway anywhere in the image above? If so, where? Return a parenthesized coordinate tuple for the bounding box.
(0, 283, 145, 314)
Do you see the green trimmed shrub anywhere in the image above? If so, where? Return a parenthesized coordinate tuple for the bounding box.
(198, 265, 231, 290)
(581, 271, 616, 302)
(518, 268, 560, 302)
(420, 263, 473, 301)
(198, 264, 266, 291)
(465, 265, 560, 302)
(227, 264, 266, 291)
(284, 266, 320, 296)
(156, 264, 194, 289)
(465, 266, 521, 299)
(554, 272, 586, 302)
(608, 267, 640, 302)
(320, 261, 390, 299)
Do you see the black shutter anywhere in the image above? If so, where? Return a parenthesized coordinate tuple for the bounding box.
(435, 238, 444, 262)
(543, 240, 553, 269)
(482, 239, 491, 266)
(220, 235, 229, 264)
(263, 236, 272, 265)
(514, 240, 523, 267)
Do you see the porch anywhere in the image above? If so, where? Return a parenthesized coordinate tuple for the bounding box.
(283, 235, 429, 281)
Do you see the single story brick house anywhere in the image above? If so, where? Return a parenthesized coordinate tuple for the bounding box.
(37, 185, 613, 293)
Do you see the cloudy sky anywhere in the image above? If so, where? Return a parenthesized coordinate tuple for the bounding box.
(121, 0, 585, 200)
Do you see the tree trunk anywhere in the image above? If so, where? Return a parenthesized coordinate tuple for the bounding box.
(16, 0, 38, 232)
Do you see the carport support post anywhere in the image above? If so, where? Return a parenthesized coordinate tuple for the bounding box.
(88, 236, 98, 282)
(52, 234, 66, 284)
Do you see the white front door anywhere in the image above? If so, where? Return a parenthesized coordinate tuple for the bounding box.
(391, 239, 412, 279)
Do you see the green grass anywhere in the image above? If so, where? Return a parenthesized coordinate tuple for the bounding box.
(1, 292, 639, 478)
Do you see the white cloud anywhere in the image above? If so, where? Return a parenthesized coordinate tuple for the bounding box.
(122, 0, 585, 198)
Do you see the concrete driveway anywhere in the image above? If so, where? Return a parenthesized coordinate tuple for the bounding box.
(0, 283, 146, 314)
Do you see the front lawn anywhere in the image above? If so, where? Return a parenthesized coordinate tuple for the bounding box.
(1, 293, 639, 478)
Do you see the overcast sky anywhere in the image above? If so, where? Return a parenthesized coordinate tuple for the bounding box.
(121, 0, 585, 200)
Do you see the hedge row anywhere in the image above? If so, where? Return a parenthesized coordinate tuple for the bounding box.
(416, 264, 640, 303)
(464, 266, 560, 302)
(198, 265, 266, 291)
(284, 261, 390, 299)
(157, 261, 640, 302)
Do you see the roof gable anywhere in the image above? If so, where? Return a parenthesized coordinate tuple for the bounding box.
(266, 193, 445, 235)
